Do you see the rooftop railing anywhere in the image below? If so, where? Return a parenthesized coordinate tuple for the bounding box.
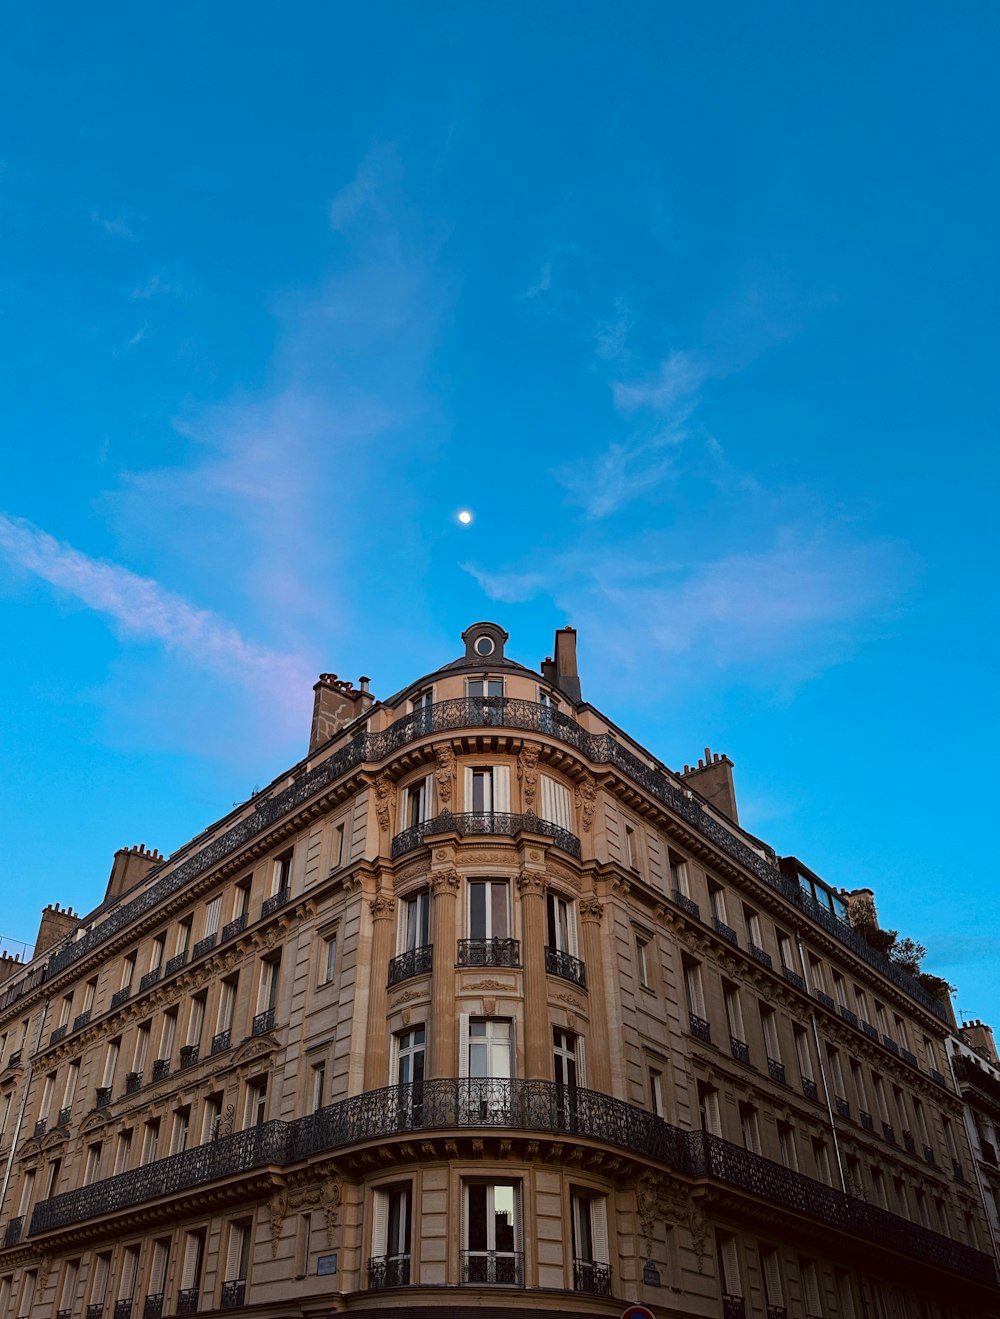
(392, 811, 581, 860)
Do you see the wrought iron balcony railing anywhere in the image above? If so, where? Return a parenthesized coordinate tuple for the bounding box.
(221, 913, 248, 941)
(87, 1305, 104, 1319)
(73, 1010, 91, 1031)
(139, 968, 161, 992)
(387, 945, 433, 985)
(125, 1072, 142, 1094)
(749, 943, 772, 969)
(39, 695, 948, 1024)
(815, 990, 835, 1011)
(4, 1215, 23, 1246)
(883, 1035, 900, 1056)
(193, 933, 217, 959)
(110, 987, 131, 1009)
(901, 1048, 919, 1068)
(924, 1145, 935, 1165)
(723, 1295, 747, 1319)
(801, 1078, 818, 1101)
(175, 1289, 199, 1315)
(573, 1258, 612, 1296)
(26, 1078, 997, 1286)
(142, 1295, 163, 1319)
(767, 1057, 786, 1084)
(730, 1037, 750, 1064)
(392, 811, 581, 861)
(165, 950, 188, 976)
(782, 966, 806, 991)
(114, 1299, 133, 1319)
(367, 1254, 411, 1289)
(211, 1030, 232, 1056)
(861, 1020, 879, 1042)
(34, 1118, 47, 1136)
(50, 1024, 68, 1046)
(903, 1130, 917, 1155)
(460, 1250, 524, 1286)
(457, 938, 520, 969)
(689, 1013, 711, 1043)
(57, 1106, 71, 1127)
(712, 917, 738, 946)
(835, 1096, 850, 1119)
(766, 1306, 788, 1319)
(261, 887, 290, 918)
(179, 1045, 199, 1069)
(672, 889, 700, 919)
(96, 1087, 112, 1109)
(151, 1059, 170, 1083)
(839, 1005, 859, 1027)
(252, 1008, 276, 1036)
(882, 1122, 896, 1144)
(860, 1110, 874, 1132)
(220, 1279, 246, 1309)
(544, 946, 587, 988)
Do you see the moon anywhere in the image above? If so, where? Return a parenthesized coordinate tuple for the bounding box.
(458, 510, 473, 525)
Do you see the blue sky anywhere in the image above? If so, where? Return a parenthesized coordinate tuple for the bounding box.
(1, 4, 997, 1022)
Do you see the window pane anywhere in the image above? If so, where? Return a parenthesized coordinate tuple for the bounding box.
(493, 1185, 515, 1250)
(470, 884, 486, 939)
(467, 1184, 488, 1249)
(491, 883, 508, 937)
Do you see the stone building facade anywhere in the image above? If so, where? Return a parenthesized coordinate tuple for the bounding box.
(0, 621, 997, 1319)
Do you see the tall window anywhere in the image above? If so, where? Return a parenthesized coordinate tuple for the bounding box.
(332, 822, 346, 869)
(159, 1008, 178, 1061)
(723, 984, 746, 1049)
(117, 1245, 140, 1307)
(571, 1192, 610, 1294)
(760, 1005, 781, 1066)
(777, 1121, 798, 1170)
(132, 1023, 151, 1074)
(310, 1061, 326, 1113)
(120, 953, 137, 992)
(623, 824, 638, 870)
(149, 933, 166, 973)
(634, 936, 649, 988)
(202, 1093, 224, 1143)
(187, 994, 206, 1049)
(171, 1106, 191, 1154)
(801, 1258, 824, 1318)
(760, 1247, 785, 1317)
(62, 1060, 80, 1110)
(114, 1130, 132, 1174)
(668, 852, 690, 896)
(216, 976, 238, 1038)
(697, 1081, 722, 1138)
(466, 764, 510, 813)
(468, 880, 510, 940)
(245, 1077, 268, 1128)
(793, 1026, 814, 1084)
(149, 1240, 170, 1306)
(546, 891, 577, 954)
(179, 1230, 205, 1310)
(739, 1102, 761, 1154)
(224, 1220, 252, 1304)
(716, 1232, 742, 1306)
(462, 1182, 521, 1285)
(203, 897, 222, 940)
(90, 1254, 112, 1315)
(58, 1259, 79, 1316)
(321, 933, 338, 984)
(648, 1067, 663, 1117)
(395, 1027, 426, 1086)
(140, 1120, 160, 1165)
(683, 958, 707, 1021)
(271, 850, 293, 897)
(400, 891, 430, 952)
(403, 775, 432, 829)
(744, 907, 764, 949)
(553, 1029, 579, 1088)
(257, 956, 281, 1015)
(101, 1040, 120, 1091)
(371, 1185, 412, 1287)
(465, 1019, 513, 1079)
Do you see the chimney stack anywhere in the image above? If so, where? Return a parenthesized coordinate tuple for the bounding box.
(680, 748, 739, 824)
(542, 627, 581, 703)
(961, 1020, 999, 1066)
(105, 844, 164, 902)
(309, 674, 376, 753)
(35, 903, 81, 956)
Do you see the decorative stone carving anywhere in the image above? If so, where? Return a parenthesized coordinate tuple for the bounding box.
(575, 773, 597, 832)
(517, 743, 541, 812)
(373, 772, 394, 832)
(579, 898, 604, 923)
(390, 989, 428, 1007)
(269, 1174, 343, 1253)
(431, 869, 460, 894)
(516, 870, 548, 897)
(369, 893, 396, 922)
(637, 1172, 709, 1271)
(434, 745, 455, 806)
(611, 878, 631, 898)
(465, 979, 513, 991)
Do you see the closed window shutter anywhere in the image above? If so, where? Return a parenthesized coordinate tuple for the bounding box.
(802, 1260, 823, 1315)
(372, 1190, 389, 1257)
(92, 1254, 110, 1303)
(119, 1247, 139, 1299)
(458, 1014, 470, 1078)
(464, 767, 474, 811)
(204, 898, 221, 937)
(422, 774, 433, 821)
(540, 775, 571, 828)
(703, 1089, 722, 1138)
(684, 964, 706, 1018)
(225, 1223, 245, 1280)
(762, 1248, 783, 1305)
(151, 1242, 169, 1293)
(591, 1196, 610, 1264)
(721, 1234, 740, 1293)
(493, 765, 510, 812)
(181, 1232, 203, 1291)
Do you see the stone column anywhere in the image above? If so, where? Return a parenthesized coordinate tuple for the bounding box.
(429, 869, 459, 1077)
(580, 897, 612, 1094)
(363, 893, 396, 1090)
(517, 870, 550, 1079)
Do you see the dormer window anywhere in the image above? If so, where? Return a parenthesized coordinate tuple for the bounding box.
(474, 634, 495, 657)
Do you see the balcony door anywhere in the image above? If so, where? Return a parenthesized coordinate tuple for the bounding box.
(462, 1018, 513, 1123)
(463, 1182, 521, 1285)
(395, 1026, 425, 1128)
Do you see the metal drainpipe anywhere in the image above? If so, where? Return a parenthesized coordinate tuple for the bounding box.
(0, 994, 51, 1222)
(796, 934, 847, 1194)
(946, 1043, 1000, 1271)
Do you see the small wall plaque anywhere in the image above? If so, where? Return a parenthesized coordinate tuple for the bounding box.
(317, 1253, 338, 1276)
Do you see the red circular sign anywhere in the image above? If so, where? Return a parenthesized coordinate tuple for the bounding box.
(621, 1308, 657, 1319)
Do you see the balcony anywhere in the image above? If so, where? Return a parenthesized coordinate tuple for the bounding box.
(7, 1049, 21, 1068)
(96, 1087, 113, 1110)
(4, 1215, 23, 1246)
(544, 947, 587, 988)
(87, 1306, 104, 1319)
(142, 1296, 163, 1319)
(723, 1296, 747, 1319)
(57, 1310, 73, 1319)
(839, 1005, 859, 1028)
(815, 990, 835, 1011)
(165, 950, 188, 976)
(930, 1069, 949, 1089)
(193, 933, 217, 959)
(151, 1059, 170, 1083)
(901, 1048, 919, 1068)
(139, 968, 161, 992)
(261, 887, 290, 918)
(860, 1110, 874, 1133)
(222, 913, 248, 941)
(457, 938, 520, 969)
(34, 1118, 47, 1137)
(25, 1079, 998, 1288)
(782, 966, 806, 991)
(50, 1024, 69, 1046)
(882, 1122, 896, 1144)
(111, 987, 132, 1010)
(672, 889, 700, 919)
(923, 1145, 936, 1165)
(712, 917, 738, 946)
(252, 1008, 275, 1036)
(392, 810, 581, 861)
(125, 1072, 142, 1095)
(903, 1130, 917, 1155)
(982, 1142, 999, 1168)
(73, 1010, 92, 1031)
(749, 943, 772, 969)
(730, 1037, 750, 1065)
(861, 1020, 879, 1042)
(367, 1254, 411, 1289)
(220, 1279, 246, 1309)
(952, 1158, 965, 1182)
(689, 1013, 711, 1043)
(573, 1258, 612, 1296)
(175, 1290, 199, 1315)
(835, 1096, 850, 1119)
(57, 1106, 71, 1127)
(767, 1308, 788, 1319)
(801, 1078, 818, 1101)
(211, 1029, 232, 1056)
(179, 1045, 200, 1069)
(387, 945, 433, 986)
(882, 1035, 900, 1056)
(767, 1057, 786, 1084)
(460, 1250, 524, 1286)
(114, 1300, 133, 1319)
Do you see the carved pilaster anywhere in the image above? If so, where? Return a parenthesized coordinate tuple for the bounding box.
(575, 772, 597, 832)
(434, 745, 455, 808)
(517, 742, 541, 813)
(373, 771, 394, 835)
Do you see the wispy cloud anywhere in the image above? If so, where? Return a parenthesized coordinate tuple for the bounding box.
(461, 563, 546, 604)
(523, 262, 552, 300)
(91, 210, 136, 241)
(0, 513, 312, 699)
